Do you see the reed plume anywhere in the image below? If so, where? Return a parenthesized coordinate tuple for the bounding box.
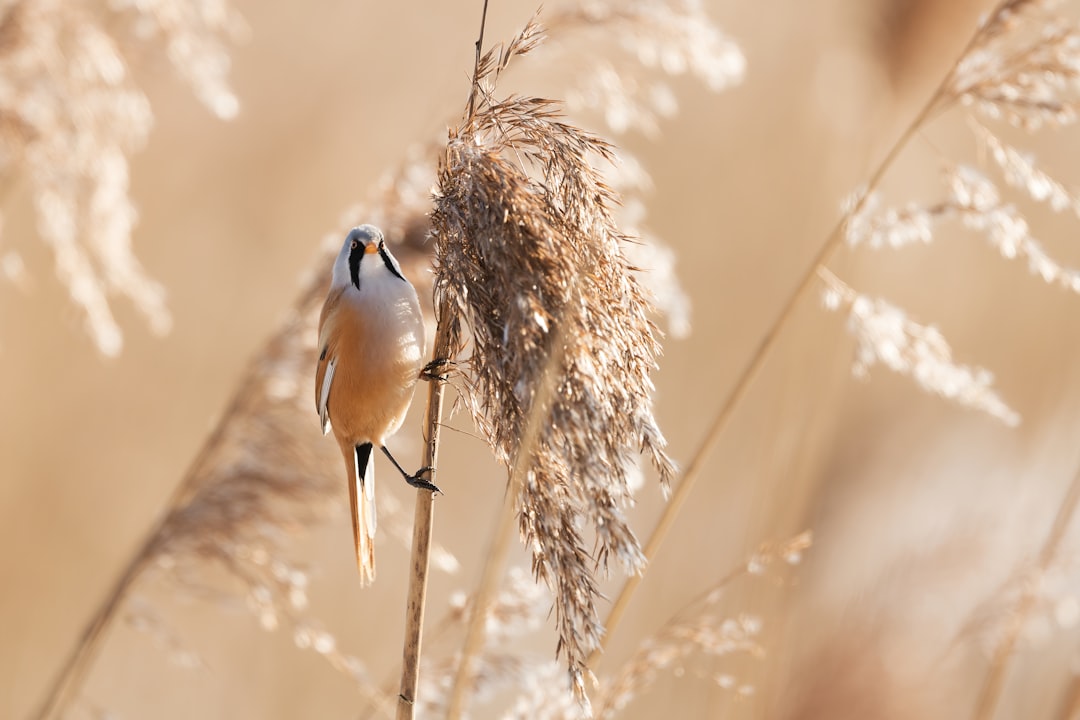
(26, 0, 1080, 717)
(0, 0, 240, 355)
(32, 1, 747, 716)
(591, 0, 1080, 689)
(30, 165, 444, 720)
(594, 532, 811, 719)
(825, 0, 1080, 429)
(430, 14, 677, 703)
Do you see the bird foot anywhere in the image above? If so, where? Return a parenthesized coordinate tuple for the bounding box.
(420, 358, 453, 382)
(405, 466, 441, 494)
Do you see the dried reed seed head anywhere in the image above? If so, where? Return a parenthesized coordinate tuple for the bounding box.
(952, 1, 1080, 130)
(973, 121, 1080, 217)
(596, 532, 809, 717)
(0, 0, 241, 354)
(820, 268, 1020, 427)
(149, 289, 343, 583)
(432, 18, 676, 701)
(436, 531, 798, 718)
(472, 3, 743, 341)
(847, 157, 1080, 296)
(838, 34, 1080, 426)
(150, 159, 442, 565)
(961, 552, 1080, 654)
(142, 161, 444, 687)
(140, 314, 365, 684)
(549, 0, 745, 136)
(505, 660, 591, 720)
(418, 567, 551, 716)
(111, 0, 244, 120)
(599, 614, 763, 718)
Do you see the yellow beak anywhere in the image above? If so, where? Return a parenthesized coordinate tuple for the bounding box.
(364, 242, 379, 255)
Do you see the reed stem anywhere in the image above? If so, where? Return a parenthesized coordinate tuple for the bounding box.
(396, 323, 453, 719)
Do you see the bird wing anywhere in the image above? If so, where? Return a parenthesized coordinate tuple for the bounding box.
(315, 292, 342, 435)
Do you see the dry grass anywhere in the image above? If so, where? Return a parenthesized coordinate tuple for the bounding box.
(0, 0, 240, 356)
(430, 14, 677, 705)
(15, 0, 1080, 719)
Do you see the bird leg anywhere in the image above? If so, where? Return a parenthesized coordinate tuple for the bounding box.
(381, 445, 440, 493)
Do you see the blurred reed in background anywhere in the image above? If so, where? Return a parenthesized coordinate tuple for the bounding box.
(9, 0, 1080, 719)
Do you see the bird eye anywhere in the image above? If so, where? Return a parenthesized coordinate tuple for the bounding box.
(350, 240, 358, 250)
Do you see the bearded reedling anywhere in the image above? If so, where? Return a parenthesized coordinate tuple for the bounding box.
(315, 225, 437, 583)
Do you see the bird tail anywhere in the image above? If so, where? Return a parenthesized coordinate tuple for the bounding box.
(348, 442, 377, 584)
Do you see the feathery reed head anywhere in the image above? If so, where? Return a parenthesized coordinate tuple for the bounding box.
(430, 15, 676, 701)
(0, 0, 242, 355)
(140, 161, 446, 684)
(830, 0, 1080, 428)
(951, 0, 1080, 130)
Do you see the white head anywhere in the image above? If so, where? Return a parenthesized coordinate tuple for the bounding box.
(331, 224, 408, 292)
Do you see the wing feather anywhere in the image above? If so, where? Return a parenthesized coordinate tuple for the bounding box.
(318, 356, 336, 434)
(315, 291, 343, 435)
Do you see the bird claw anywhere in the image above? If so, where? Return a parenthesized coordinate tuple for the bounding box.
(406, 466, 441, 494)
(421, 358, 452, 382)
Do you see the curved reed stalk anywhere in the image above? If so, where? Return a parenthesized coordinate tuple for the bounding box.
(589, 0, 1015, 669)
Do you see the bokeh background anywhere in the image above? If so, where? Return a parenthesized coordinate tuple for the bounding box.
(7, 0, 1080, 718)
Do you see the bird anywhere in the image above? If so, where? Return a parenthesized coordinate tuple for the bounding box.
(315, 224, 437, 584)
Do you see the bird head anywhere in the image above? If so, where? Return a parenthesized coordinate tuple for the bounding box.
(332, 224, 407, 291)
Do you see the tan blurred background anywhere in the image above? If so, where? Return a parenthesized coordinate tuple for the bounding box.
(9, 0, 1080, 718)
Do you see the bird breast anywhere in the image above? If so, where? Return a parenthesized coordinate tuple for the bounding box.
(325, 276, 425, 444)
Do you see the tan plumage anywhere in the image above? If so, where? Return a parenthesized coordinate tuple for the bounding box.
(315, 225, 428, 583)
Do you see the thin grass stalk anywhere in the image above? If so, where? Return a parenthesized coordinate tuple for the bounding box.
(595, 558, 747, 717)
(446, 328, 569, 720)
(31, 401, 240, 720)
(396, 7, 496, 716)
(595, 531, 810, 717)
(466, 0, 490, 122)
(444, 483, 518, 720)
(396, 322, 454, 719)
(32, 547, 152, 720)
(589, 6, 1006, 669)
(972, 465, 1080, 720)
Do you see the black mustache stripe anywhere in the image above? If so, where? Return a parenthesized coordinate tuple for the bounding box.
(379, 246, 406, 282)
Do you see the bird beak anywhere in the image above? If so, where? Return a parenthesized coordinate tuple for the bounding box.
(364, 243, 379, 255)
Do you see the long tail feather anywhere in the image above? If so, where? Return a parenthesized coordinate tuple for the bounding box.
(349, 442, 377, 584)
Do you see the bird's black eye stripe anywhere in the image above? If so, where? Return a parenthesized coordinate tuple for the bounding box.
(379, 246, 406, 282)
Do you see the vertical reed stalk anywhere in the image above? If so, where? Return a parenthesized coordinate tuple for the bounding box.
(396, 323, 453, 719)
(396, 5, 494, 714)
(444, 483, 519, 720)
(446, 329, 568, 720)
